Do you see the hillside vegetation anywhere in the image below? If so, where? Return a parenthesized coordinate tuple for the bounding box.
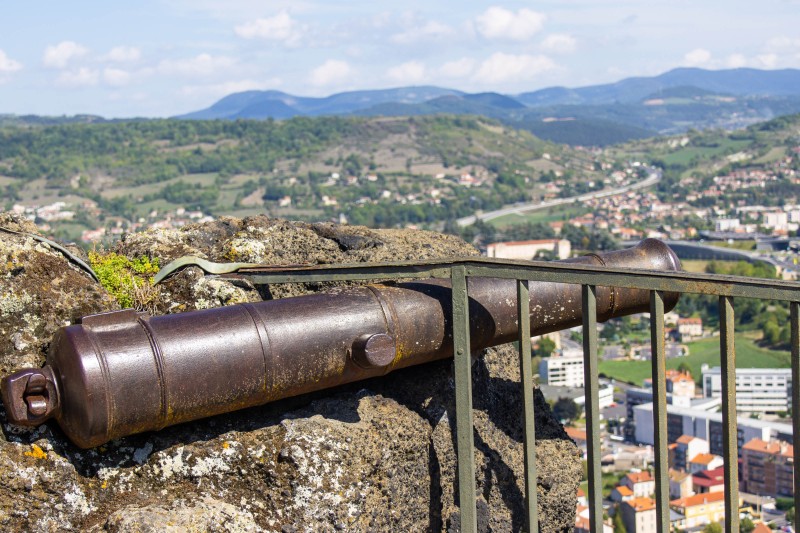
(0, 115, 614, 242)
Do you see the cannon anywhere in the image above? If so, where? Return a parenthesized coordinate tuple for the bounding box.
(1, 239, 680, 448)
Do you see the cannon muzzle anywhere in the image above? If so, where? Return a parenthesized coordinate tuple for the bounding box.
(2, 239, 680, 448)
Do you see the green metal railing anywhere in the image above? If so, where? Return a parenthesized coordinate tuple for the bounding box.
(246, 256, 800, 533)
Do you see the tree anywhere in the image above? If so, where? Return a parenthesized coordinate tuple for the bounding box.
(612, 507, 625, 533)
(740, 517, 755, 533)
(677, 362, 692, 375)
(703, 522, 722, 533)
(552, 397, 580, 423)
(534, 337, 556, 358)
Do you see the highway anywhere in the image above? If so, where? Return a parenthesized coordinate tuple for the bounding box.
(456, 168, 662, 227)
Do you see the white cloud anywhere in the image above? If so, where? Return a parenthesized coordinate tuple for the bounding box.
(766, 36, 800, 52)
(234, 11, 302, 44)
(309, 60, 353, 87)
(386, 61, 426, 84)
(726, 54, 748, 68)
(474, 53, 555, 84)
(44, 41, 89, 68)
(391, 21, 454, 45)
(475, 7, 546, 41)
(103, 68, 132, 87)
(757, 54, 778, 68)
(683, 48, 711, 67)
(0, 50, 22, 73)
(440, 58, 475, 79)
(56, 67, 99, 88)
(541, 34, 576, 54)
(158, 53, 237, 77)
(105, 46, 141, 63)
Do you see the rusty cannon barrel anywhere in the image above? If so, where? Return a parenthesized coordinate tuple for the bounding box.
(1, 239, 680, 448)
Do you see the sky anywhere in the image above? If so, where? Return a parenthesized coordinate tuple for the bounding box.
(1, 1, 799, 118)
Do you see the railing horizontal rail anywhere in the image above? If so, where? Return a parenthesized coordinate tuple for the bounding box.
(240, 256, 800, 301)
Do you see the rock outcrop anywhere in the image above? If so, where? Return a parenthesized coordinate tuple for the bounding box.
(0, 213, 581, 532)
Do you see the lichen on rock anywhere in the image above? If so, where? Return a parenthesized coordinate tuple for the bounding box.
(0, 213, 580, 532)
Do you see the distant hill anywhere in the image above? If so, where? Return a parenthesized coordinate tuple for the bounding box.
(516, 68, 800, 106)
(165, 67, 800, 147)
(179, 86, 463, 120)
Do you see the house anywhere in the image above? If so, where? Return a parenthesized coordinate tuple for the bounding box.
(688, 453, 724, 474)
(575, 505, 614, 533)
(669, 491, 728, 528)
(677, 317, 703, 340)
(485, 238, 572, 261)
(621, 497, 657, 533)
(621, 471, 655, 498)
(611, 485, 634, 503)
(665, 370, 695, 397)
(674, 436, 709, 472)
(692, 466, 724, 494)
(669, 469, 693, 499)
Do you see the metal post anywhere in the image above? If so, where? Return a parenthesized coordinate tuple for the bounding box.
(451, 265, 477, 532)
(791, 301, 800, 529)
(720, 295, 739, 533)
(650, 291, 669, 533)
(517, 280, 539, 532)
(582, 284, 602, 533)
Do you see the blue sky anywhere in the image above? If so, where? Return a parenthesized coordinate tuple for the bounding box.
(1, 1, 799, 117)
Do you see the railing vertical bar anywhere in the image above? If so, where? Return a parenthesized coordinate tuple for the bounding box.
(451, 265, 477, 533)
(582, 284, 602, 533)
(791, 301, 800, 529)
(649, 290, 669, 533)
(720, 295, 739, 533)
(517, 279, 539, 532)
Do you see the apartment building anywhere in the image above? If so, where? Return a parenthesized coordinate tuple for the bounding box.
(539, 355, 584, 387)
(702, 365, 792, 414)
(741, 438, 794, 497)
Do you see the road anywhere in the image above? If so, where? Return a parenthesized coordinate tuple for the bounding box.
(456, 168, 662, 227)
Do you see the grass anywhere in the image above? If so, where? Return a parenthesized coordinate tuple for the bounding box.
(101, 172, 219, 199)
(752, 146, 786, 165)
(597, 334, 790, 386)
(658, 138, 750, 167)
(680, 260, 710, 273)
(488, 204, 589, 228)
(707, 240, 757, 251)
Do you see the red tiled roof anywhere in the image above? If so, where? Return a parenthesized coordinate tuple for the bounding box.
(690, 453, 719, 465)
(670, 491, 725, 508)
(624, 497, 656, 512)
(566, 427, 588, 442)
(742, 438, 793, 457)
(614, 486, 633, 496)
(624, 471, 653, 484)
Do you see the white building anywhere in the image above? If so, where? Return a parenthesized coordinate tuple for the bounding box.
(539, 354, 584, 387)
(633, 403, 793, 455)
(702, 366, 792, 414)
(485, 238, 572, 260)
(714, 218, 740, 232)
